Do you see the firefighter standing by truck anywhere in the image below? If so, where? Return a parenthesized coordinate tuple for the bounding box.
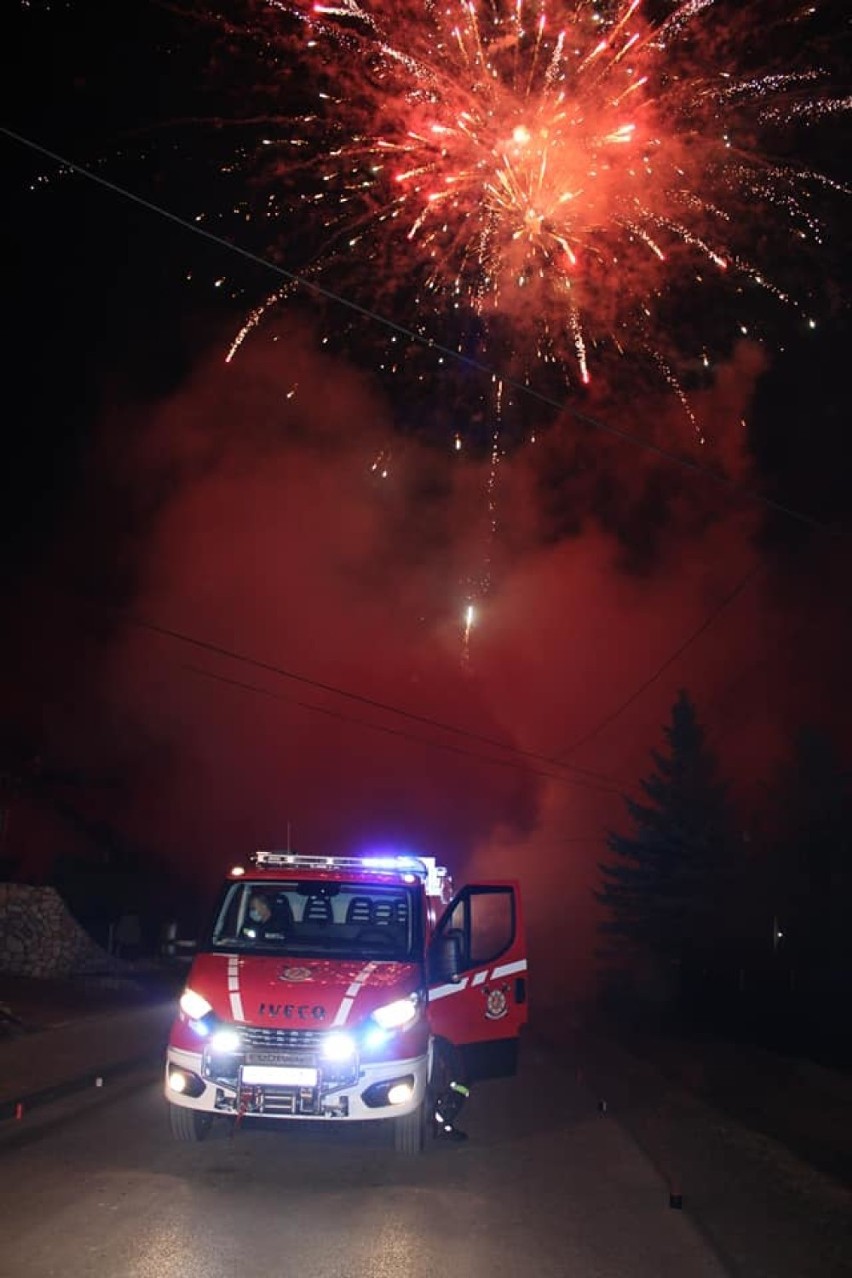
(430, 1036, 470, 1141)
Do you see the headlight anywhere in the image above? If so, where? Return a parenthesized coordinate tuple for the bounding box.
(210, 1027, 241, 1054)
(321, 1031, 357, 1062)
(179, 988, 213, 1020)
(371, 994, 420, 1031)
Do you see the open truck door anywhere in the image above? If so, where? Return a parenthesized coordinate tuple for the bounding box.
(427, 880, 527, 1081)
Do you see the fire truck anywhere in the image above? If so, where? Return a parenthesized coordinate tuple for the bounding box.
(165, 851, 527, 1152)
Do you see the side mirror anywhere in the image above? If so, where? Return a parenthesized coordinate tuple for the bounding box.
(171, 938, 198, 962)
(430, 932, 463, 983)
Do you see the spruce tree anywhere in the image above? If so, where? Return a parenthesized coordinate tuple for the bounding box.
(597, 689, 737, 986)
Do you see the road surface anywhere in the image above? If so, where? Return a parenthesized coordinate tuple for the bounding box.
(0, 1041, 725, 1278)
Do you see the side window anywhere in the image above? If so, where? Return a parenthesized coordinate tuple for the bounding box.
(469, 888, 514, 966)
(438, 897, 470, 968)
(433, 887, 515, 974)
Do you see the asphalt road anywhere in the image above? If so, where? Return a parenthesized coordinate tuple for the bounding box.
(0, 1041, 725, 1278)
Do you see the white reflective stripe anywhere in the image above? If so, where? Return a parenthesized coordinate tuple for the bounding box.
(332, 962, 378, 1027)
(332, 996, 355, 1027)
(227, 955, 245, 1021)
(428, 977, 470, 1001)
(430, 961, 526, 1000)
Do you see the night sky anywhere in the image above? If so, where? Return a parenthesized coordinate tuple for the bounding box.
(3, 0, 850, 993)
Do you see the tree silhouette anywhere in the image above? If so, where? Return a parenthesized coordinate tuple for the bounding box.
(597, 689, 739, 995)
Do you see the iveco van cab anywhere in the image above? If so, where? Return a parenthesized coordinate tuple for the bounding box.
(165, 851, 527, 1152)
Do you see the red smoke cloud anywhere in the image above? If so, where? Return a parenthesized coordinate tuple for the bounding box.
(100, 332, 768, 992)
(6, 328, 848, 998)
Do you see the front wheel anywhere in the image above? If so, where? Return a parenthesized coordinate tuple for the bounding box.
(393, 1102, 426, 1154)
(168, 1102, 213, 1142)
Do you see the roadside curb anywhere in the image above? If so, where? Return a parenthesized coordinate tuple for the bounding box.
(0, 1049, 161, 1125)
(0, 999, 175, 1127)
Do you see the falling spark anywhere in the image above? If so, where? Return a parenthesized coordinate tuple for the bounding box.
(465, 602, 476, 636)
(462, 601, 476, 664)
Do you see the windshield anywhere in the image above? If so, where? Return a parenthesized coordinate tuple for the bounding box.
(208, 879, 420, 963)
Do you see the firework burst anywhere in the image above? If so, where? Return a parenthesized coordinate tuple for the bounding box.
(208, 0, 846, 424)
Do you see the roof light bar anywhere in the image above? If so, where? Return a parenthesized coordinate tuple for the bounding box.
(250, 850, 431, 876)
(246, 850, 451, 897)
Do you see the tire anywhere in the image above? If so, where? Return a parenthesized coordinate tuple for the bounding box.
(168, 1102, 213, 1142)
(393, 1102, 426, 1154)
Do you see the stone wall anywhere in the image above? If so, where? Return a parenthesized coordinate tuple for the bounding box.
(0, 883, 115, 978)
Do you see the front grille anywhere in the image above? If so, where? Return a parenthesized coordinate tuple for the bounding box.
(203, 1025, 358, 1091)
(240, 1027, 325, 1052)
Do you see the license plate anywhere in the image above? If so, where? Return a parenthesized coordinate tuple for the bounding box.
(241, 1065, 318, 1087)
(245, 1053, 304, 1067)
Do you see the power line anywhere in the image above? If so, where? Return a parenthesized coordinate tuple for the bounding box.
(129, 613, 617, 788)
(1, 124, 829, 532)
(182, 662, 621, 794)
(557, 561, 763, 761)
(558, 515, 851, 765)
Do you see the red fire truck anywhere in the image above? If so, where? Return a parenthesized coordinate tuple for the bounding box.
(165, 851, 527, 1152)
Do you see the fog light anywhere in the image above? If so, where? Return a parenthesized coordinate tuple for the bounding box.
(362, 1074, 416, 1108)
(167, 1067, 205, 1098)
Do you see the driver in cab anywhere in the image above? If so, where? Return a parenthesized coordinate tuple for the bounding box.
(241, 891, 288, 943)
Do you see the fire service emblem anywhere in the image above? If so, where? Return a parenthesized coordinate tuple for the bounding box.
(484, 987, 509, 1020)
(279, 966, 312, 983)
